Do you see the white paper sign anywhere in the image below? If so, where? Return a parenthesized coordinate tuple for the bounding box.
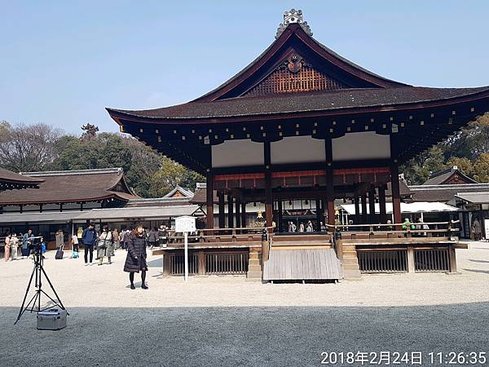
(484, 219, 489, 240)
(175, 216, 196, 233)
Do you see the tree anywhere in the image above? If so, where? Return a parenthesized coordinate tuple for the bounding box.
(80, 123, 99, 141)
(148, 156, 204, 197)
(49, 132, 162, 197)
(0, 121, 63, 172)
(473, 153, 489, 182)
(402, 146, 446, 185)
(403, 113, 489, 184)
(446, 156, 474, 178)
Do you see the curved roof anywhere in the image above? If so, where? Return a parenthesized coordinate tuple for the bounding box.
(0, 168, 43, 191)
(106, 19, 489, 172)
(108, 86, 489, 123)
(0, 168, 137, 206)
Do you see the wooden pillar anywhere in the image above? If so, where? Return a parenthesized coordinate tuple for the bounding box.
(277, 200, 283, 233)
(390, 164, 402, 226)
(218, 191, 225, 228)
(315, 199, 322, 232)
(407, 246, 415, 273)
(368, 188, 376, 224)
(264, 141, 272, 228)
(235, 198, 241, 228)
(197, 251, 205, 275)
(241, 202, 247, 228)
(227, 194, 234, 228)
(354, 195, 360, 225)
(379, 185, 387, 224)
(448, 244, 457, 272)
(325, 138, 335, 227)
(206, 173, 214, 229)
(361, 193, 368, 225)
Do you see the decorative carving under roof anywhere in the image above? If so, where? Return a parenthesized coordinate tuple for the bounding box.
(276, 9, 313, 39)
(244, 54, 348, 97)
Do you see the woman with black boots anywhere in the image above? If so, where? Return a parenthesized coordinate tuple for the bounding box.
(123, 224, 148, 290)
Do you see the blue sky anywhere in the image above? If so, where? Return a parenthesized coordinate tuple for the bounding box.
(1, 1, 488, 135)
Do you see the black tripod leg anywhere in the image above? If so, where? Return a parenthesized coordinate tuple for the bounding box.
(40, 265, 68, 313)
(14, 265, 36, 325)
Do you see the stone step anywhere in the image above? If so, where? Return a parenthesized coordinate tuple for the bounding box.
(342, 257, 359, 266)
(342, 263, 361, 271)
(343, 270, 362, 280)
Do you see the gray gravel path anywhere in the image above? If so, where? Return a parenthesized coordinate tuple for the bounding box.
(0, 241, 488, 366)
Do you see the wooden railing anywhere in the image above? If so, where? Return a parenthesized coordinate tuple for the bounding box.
(327, 220, 460, 241)
(158, 226, 272, 245)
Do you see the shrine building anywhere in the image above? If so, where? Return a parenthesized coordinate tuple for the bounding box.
(107, 10, 489, 280)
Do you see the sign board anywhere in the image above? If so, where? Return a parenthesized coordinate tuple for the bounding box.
(484, 219, 489, 240)
(175, 216, 196, 233)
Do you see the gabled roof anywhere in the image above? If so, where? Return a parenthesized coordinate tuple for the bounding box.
(163, 185, 194, 199)
(0, 168, 43, 191)
(0, 168, 138, 206)
(423, 166, 477, 185)
(190, 183, 218, 205)
(194, 23, 407, 102)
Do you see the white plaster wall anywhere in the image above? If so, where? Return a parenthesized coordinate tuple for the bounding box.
(332, 132, 390, 161)
(212, 139, 264, 168)
(271, 136, 325, 164)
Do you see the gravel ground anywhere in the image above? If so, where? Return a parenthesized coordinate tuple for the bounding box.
(0, 241, 488, 366)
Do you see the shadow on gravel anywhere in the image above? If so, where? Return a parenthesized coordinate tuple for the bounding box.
(463, 268, 489, 274)
(2, 302, 488, 367)
(469, 259, 489, 263)
(147, 258, 163, 268)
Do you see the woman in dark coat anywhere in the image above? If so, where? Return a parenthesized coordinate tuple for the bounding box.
(123, 224, 148, 289)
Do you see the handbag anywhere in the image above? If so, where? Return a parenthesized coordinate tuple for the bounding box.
(97, 232, 110, 249)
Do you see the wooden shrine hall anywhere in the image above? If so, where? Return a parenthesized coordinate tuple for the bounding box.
(107, 10, 489, 280)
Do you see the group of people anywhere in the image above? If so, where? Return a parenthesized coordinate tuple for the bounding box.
(287, 220, 325, 233)
(79, 223, 119, 265)
(3, 229, 41, 262)
(79, 223, 148, 289)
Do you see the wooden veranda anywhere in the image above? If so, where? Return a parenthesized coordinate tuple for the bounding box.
(152, 220, 461, 281)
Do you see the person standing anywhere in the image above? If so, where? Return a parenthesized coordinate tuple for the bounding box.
(472, 218, 482, 241)
(124, 224, 148, 290)
(55, 229, 64, 250)
(147, 227, 158, 249)
(112, 228, 120, 250)
(21, 229, 33, 258)
(97, 226, 113, 265)
(10, 233, 19, 260)
(4, 233, 11, 262)
(306, 221, 314, 232)
(71, 233, 79, 252)
(82, 223, 97, 265)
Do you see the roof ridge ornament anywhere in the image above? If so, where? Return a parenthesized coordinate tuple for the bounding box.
(276, 9, 313, 39)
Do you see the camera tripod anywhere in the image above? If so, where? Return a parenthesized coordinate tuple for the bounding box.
(14, 248, 67, 324)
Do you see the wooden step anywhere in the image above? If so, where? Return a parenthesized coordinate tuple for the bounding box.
(273, 245, 332, 250)
(272, 234, 331, 242)
(264, 249, 343, 281)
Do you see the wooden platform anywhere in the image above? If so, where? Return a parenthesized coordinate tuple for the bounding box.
(263, 249, 343, 281)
